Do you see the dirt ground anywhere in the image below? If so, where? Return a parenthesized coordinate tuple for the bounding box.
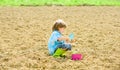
(0, 6, 120, 70)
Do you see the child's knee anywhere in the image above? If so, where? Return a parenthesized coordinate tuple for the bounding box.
(64, 43, 72, 50)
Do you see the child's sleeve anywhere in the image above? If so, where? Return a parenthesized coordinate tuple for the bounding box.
(51, 32, 61, 45)
(53, 33, 61, 42)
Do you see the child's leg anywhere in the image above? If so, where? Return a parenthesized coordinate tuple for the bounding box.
(59, 43, 72, 57)
(53, 43, 72, 57)
(56, 43, 72, 50)
(61, 43, 72, 50)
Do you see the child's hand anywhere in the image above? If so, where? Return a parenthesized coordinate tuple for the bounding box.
(57, 36, 70, 42)
(65, 37, 76, 43)
(70, 39, 76, 43)
(65, 37, 70, 43)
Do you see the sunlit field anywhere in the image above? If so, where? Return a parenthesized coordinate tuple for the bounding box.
(0, 6, 120, 70)
(0, 0, 120, 70)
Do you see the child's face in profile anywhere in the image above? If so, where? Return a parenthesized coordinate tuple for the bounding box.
(58, 27, 65, 34)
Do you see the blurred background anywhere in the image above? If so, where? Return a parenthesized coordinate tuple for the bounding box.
(0, 0, 120, 6)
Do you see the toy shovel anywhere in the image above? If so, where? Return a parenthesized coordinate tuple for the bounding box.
(69, 33, 74, 40)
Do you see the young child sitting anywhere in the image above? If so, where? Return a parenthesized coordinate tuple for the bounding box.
(48, 19, 72, 57)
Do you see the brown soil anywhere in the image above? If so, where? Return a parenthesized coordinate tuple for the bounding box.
(0, 6, 120, 70)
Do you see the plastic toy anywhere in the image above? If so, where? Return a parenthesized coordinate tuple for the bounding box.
(69, 33, 74, 40)
(71, 54, 82, 60)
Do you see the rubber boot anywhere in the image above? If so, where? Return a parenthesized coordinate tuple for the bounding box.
(53, 48, 66, 58)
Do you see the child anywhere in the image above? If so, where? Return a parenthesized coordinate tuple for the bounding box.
(48, 19, 72, 57)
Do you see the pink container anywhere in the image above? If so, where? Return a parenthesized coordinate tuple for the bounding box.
(71, 54, 82, 60)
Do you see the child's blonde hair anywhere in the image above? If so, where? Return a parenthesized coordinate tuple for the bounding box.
(52, 19, 66, 31)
